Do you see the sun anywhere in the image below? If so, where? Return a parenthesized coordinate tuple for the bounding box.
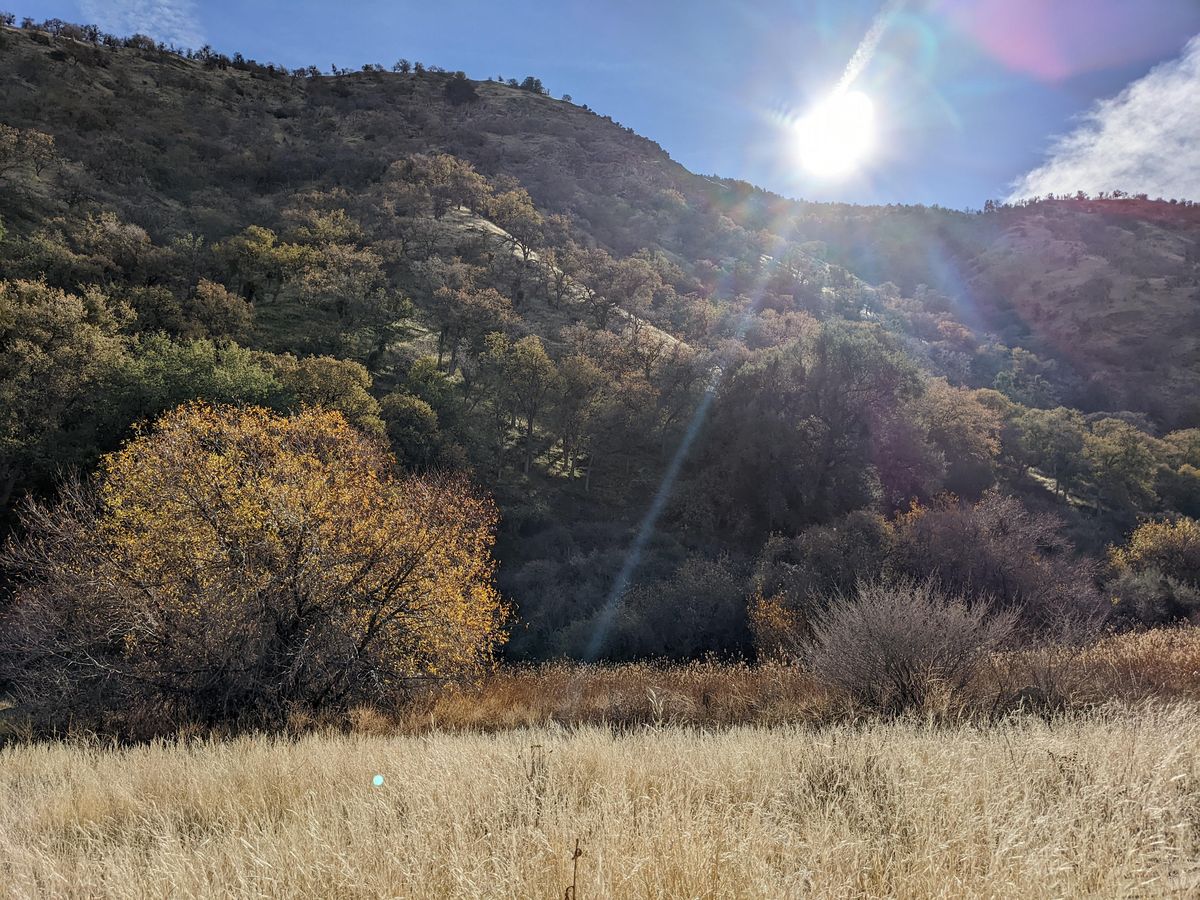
(792, 90, 876, 178)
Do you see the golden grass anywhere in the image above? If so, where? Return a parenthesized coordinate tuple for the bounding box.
(984, 628, 1200, 715)
(7, 628, 1197, 740)
(1072, 628, 1200, 695)
(3, 629, 1199, 896)
(3, 704, 1200, 897)
(411, 660, 833, 731)
(394, 628, 1200, 733)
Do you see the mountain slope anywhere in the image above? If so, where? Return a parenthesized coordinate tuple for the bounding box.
(3, 23, 1198, 425)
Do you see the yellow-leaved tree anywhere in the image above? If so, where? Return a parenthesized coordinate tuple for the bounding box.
(1106, 517, 1200, 625)
(0, 403, 505, 728)
(1110, 517, 1200, 585)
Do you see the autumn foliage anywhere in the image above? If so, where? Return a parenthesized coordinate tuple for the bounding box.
(0, 403, 505, 728)
(1110, 517, 1200, 585)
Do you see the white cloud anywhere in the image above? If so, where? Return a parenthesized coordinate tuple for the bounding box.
(1009, 35, 1200, 202)
(78, 0, 203, 49)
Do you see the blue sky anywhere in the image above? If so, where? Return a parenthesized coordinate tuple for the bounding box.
(15, 1, 1200, 208)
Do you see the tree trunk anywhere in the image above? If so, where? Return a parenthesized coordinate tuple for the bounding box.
(524, 415, 535, 474)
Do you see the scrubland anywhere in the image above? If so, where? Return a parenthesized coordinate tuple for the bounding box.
(3, 629, 1200, 899)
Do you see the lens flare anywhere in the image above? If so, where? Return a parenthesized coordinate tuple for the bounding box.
(793, 90, 876, 178)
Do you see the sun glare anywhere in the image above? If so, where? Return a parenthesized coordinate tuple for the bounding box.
(793, 90, 876, 178)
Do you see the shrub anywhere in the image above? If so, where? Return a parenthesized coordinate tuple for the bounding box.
(1106, 518, 1200, 626)
(0, 403, 506, 731)
(890, 491, 1104, 638)
(265, 354, 385, 435)
(1106, 569, 1200, 627)
(750, 511, 893, 631)
(604, 555, 749, 659)
(443, 75, 478, 106)
(749, 592, 806, 660)
(804, 579, 1015, 713)
(188, 277, 252, 338)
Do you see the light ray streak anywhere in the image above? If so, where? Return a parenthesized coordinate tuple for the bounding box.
(582, 3, 906, 660)
(583, 235, 792, 661)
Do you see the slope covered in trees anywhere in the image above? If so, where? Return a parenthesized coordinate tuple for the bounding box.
(2, 17, 1200, 666)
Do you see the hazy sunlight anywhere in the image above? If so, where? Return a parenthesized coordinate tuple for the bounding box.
(793, 90, 876, 178)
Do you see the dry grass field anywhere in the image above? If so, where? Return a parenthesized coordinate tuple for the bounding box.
(2, 704, 1199, 898)
(3, 629, 1200, 898)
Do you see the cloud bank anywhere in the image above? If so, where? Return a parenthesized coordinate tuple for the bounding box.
(78, 0, 203, 49)
(1009, 35, 1200, 202)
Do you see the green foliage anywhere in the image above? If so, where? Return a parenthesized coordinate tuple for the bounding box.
(189, 278, 253, 339)
(0, 274, 391, 521)
(876, 378, 1001, 506)
(687, 322, 921, 540)
(264, 354, 384, 435)
(481, 334, 558, 474)
(1158, 465, 1200, 519)
(550, 353, 605, 478)
(444, 74, 479, 106)
(1110, 518, 1200, 588)
(1107, 568, 1200, 627)
(214, 226, 310, 304)
(0, 279, 128, 508)
(914, 380, 1001, 498)
(993, 348, 1061, 408)
(1155, 430, 1200, 517)
(380, 391, 445, 471)
(1016, 406, 1088, 496)
(107, 336, 280, 427)
(431, 283, 515, 376)
(1085, 418, 1160, 514)
(752, 511, 894, 611)
(604, 555, 749, 659)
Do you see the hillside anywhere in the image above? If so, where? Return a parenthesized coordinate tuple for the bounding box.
(4, 19, 1200, 662)
(3, 24, 1199, 424)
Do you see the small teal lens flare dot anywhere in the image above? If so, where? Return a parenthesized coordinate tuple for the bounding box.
(372, 774, 384, 787)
